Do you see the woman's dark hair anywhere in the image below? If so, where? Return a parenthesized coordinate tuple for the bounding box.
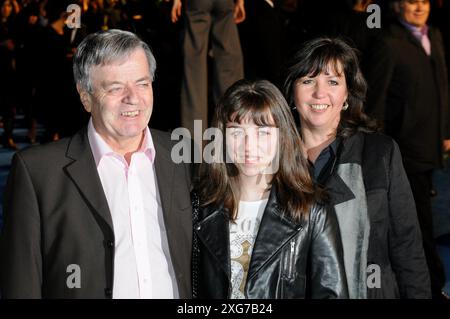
(197, 79, 317, 222)
(284, 37, 378, 138)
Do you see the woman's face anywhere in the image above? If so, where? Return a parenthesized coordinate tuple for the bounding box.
(294, 62, 348, 134)
(1, 1, 13, 18)
(226, 116, 279, 178)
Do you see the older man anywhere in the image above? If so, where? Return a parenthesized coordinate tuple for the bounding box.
(0, 30, 193, 298)
(365, 0, 450, 298)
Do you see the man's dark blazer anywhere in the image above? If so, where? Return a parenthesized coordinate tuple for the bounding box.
(0, 127, 193, 298)
(364, 21, 450, 173)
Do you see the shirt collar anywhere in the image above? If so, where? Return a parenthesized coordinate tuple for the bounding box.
(329, 137, 340, 156)
(87, 117, 156, 167)
(399, 19, 429, 36)
(317, 136, 339, 158)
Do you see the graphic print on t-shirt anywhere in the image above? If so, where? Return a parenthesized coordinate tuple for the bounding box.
(229, 199, 267, 299)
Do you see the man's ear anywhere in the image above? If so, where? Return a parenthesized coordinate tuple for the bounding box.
(77, 84, 92, 113)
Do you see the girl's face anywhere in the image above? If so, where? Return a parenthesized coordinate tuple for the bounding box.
(294, 61, 348, 134)
(226, 115, 279, 178)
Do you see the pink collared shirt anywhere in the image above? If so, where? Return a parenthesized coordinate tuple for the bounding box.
(400, 19, 431, 56)
(87, 119, 179, 299)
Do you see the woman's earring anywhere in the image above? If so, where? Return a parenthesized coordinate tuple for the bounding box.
(342, 101, 349, 110)
(292, 106, 297, 111)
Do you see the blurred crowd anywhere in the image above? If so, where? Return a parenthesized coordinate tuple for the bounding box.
(0, 0, 170, 149)
(0, 0, 449, 146)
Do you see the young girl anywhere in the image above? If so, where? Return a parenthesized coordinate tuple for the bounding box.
(193, 79, 348, 299)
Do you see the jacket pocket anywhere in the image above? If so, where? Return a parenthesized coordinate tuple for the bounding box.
(280, 274, 306, 299)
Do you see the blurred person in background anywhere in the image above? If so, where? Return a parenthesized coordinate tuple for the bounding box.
(364, 0, 449, 298)
(170, 0, 245, 137)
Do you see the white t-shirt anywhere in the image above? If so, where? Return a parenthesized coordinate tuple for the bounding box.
(229, 199, 268, 299)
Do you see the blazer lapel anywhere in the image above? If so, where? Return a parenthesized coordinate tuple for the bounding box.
(406, 31, 426, 53)
(395, 22, 428, 55)
(429, 28, 443, 64)
(247, 190, 303, 281)
(64, 128, 114, 235)
(153, 132, 193, 297)
(153, 135, 175, 224)
(325, 172, 355, 206)
(325, 135, 357, 206)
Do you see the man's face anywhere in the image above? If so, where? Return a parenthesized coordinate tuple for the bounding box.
(80, 48, 153, 150)
(399, 0, 430, 28)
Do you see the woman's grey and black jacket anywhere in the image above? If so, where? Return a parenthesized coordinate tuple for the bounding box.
(192, 189, 348, 299)
(320, 132, 431, 298)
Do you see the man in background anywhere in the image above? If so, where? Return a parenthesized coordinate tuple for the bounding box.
(365, 0, 450, 298)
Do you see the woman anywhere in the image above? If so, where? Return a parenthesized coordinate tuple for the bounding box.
(284, 37, 431, 298)
(193, 79, 348, 299)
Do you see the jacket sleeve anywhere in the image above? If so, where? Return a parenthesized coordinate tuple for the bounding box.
(387, 141, 432, 298)
(434, 30, 450, 140)
(0, 152, 42, 298)
(309, 205, 349, 299)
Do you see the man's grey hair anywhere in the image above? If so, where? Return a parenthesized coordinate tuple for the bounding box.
(73, 29, 157, 93)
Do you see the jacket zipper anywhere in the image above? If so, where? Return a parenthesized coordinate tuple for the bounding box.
(287, 240, 296, 278)
(245, 225, 303, 284)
